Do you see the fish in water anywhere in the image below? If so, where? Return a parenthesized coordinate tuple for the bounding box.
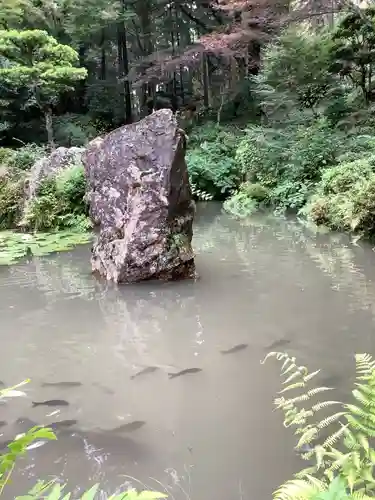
(32, 399, 69, 408)
(41, 382, 82, 388)
(130, 366, 159, 380)
(0, 421, 6, 428)
(109, 421, 146, 433)
(265, 338, 291, 351)
(16, 417, 38, 430)
(49, 419, 77, 431)
(168, 368, 202, 379)
(220, 344, 248, 355)
(0, 439, 12, 450)
(0, 381, 4, 387)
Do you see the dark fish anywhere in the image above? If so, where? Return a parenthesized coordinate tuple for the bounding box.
(130, 367, 158, 380)
(0, 439, 12, 450)
(49, 419, 77, 431)
(318, 374, 341, 388)
(220, 343, 248, 354)
(168, 368, 202, 379)
(41, 382, 82, 388)
(16, 417, 38, 431)
(110, 421, 146, 433)
(92, 382, 114, 395)
(266, 338, 291, 351)
(32, 399, 69, 408)
(0, 381, 4, 387)
(0, 421, 6, 428)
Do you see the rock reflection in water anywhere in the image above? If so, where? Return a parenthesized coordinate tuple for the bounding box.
(2, 204, 375, 499)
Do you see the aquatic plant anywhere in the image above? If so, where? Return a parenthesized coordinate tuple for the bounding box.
(0, 230, 93, 265)
(263, 352, 375, 500)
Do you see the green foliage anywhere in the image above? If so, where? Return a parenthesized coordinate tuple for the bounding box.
(223, 190, 259, 218)
(263, 352, 375, 500)
(6, 144, 46, 171)
(0, 29, 87, 106)
(0, 147, 13, 165)
(223, 182, 269, 218)
(53, 114, 102, 147)
(302, 154, 375, 233)
(235, 120, 344, 212)
(187, 123, 242, 199)
(16, 482, 167, 500)
(0, 174, 25, 228)
(330, 8, 375, 103)
(22, 163, 89, 231)
(0, 230, 93, 264)
(255, 28, 338, 124)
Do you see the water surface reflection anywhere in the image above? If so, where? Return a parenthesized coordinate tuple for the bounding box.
(1, 204, 375, 499)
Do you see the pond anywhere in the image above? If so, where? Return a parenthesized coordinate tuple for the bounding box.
(1, 202, 375, 499)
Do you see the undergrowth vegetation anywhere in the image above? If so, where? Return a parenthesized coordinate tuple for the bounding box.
(263, 352, 375, 500)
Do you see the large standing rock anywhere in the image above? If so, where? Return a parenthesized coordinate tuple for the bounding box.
(83, 109, 195, 283)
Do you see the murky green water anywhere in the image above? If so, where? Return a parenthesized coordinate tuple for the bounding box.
(1, 203, 375, 499)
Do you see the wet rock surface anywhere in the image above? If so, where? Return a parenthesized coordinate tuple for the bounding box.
(83, 109, 195, 283)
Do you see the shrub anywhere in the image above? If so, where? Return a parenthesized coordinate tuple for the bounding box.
(0, 147, 14, 165)
(187, 123, 242, 199)
(55, 162, 87, 212)
(235, 120, 345, 211)
(7, 144, 46, 171)
(22, 164, 88, 231)
(223, 182, 270, 218)
(53, 113, 102, 147)
(302, 155, 375, 233)
(0, 175, 25, 229)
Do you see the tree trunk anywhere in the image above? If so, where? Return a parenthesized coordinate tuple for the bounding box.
(99, 28, 106, 80)
(202, 53, 209, 109)
(117, 0, 132, 125)
(77, 43, 87, 112)
(45, 107, 55, 150)
(136, 0, 154, 116)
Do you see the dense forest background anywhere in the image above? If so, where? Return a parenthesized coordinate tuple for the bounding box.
(2, 0, 375, 239)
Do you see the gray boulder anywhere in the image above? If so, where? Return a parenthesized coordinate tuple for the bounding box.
(25, 146, 85, 202)
(83, 109, 195, 283)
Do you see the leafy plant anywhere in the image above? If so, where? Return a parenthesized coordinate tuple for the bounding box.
(0, 230, 93, 265)
(262, 352, 375, 500)
(21, 163, 89, 231)
(302, 154, 375, 233)
(187, 123, 242, 199)
(0, 175, 25, 229)
(6, 144, 46, 171)
(0, 29, 87, 146)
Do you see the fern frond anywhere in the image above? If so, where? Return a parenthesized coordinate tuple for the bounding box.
(273, 478, 324, 500)
(307, 387, 334, 397)
(296, 427, 318, 448)
(278, 382, 306, 394)
(311, 401, 342, 412)
(303, 370, 321, 382)
(322, 424, 348, 448)
(316, 412, 347, 429)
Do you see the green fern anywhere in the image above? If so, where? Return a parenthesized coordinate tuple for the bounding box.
(263, 352, 375, 500)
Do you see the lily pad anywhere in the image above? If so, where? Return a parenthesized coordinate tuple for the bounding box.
(0, 230, 93, 265)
